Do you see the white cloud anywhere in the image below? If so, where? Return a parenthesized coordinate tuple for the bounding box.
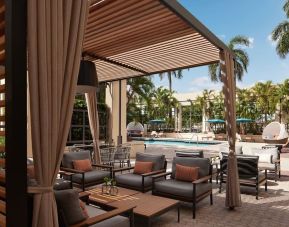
(267, 34, 277, 46)
(218, 34, 226, 41)
(189, 76, 222, 92)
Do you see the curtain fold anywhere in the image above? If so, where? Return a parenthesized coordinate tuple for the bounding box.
(27, 0, 89, 226)
(220, 50, 242, 208)
(85, 91, 101, 164)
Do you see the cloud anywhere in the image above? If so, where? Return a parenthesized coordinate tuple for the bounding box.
(189, 76, 222, 92)
(267, 34, 277, 46)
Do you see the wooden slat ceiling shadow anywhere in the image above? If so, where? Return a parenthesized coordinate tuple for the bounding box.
(83, 0, 229, 82)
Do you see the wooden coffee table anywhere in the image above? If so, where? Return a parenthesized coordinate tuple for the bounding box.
(87, 187, 180, 227)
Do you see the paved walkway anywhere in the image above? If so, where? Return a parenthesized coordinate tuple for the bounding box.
(141, 144, 289, 226)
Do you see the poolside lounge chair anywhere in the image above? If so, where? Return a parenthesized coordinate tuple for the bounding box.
(152, 157, 213, 219)
(61, 150, 113, 191)
(262, 122, 288, 144)
(219, 154, 267, 199)
(243, 146, 280, 181)
(113, 152, 167, 192)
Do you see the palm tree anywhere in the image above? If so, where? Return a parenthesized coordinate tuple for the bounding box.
(271, 0, 289, 58)
(127, 76, 154, 105)
(208, 35, 250, 82)
(159, 70, 183, 92)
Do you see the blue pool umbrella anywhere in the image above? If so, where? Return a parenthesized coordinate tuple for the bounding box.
(236, 118, 254, 123)
(149, 119, 166, 124)
(207, 119, 225, 124)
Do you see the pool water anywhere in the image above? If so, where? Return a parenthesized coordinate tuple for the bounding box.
(144, 140, 217, 147)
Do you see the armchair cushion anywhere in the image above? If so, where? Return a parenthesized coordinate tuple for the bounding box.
(62, 150, 91, 169)
(136, 152, 165, 171)
(115, 173, 152, 188)
(68, 170, 110, 184)
(85, 205, 129, 227)
(175, 164, 199, 182)
(133, 161, 153, 174)
(252, 147, 278, 163)
(73, 159, 93, 172)
(171, 157, 210, 179)
(154, 179, 212, 199)
(55, 189, 86, 225)
(54, 178, 72, 190)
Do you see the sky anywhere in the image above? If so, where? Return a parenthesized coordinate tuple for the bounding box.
(151, 0, 289, 95)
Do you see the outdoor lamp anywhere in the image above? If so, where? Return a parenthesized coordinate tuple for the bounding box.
(76, 60, 99, 93)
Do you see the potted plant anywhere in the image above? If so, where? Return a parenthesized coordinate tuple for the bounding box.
(102, 177, 111, 194)
(109, 179, 118, 196)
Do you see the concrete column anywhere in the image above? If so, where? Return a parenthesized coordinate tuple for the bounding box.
(174, 105, 182, 132)
(105, 80, 127, 145)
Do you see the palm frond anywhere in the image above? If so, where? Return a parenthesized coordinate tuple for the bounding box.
(284, 0, 289, 18)
(275, 31, 289, 58)
(228, 35, 250, 49)
(208, 63, 219, 82)
(272, 21, 289, 41)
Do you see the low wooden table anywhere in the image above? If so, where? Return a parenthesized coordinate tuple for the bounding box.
(87, 187, 180, 227)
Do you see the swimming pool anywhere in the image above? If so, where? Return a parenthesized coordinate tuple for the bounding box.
(133, 138, 221, 147)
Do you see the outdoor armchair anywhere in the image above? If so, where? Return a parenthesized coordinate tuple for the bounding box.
(114, 152, 167, 192)
(219, 154, 267, 199)
(152, 157, 213, 219)
(61, 150, 113, 191)
(54, 189, 135, 227)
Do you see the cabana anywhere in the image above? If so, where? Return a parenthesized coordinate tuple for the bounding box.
(3, 0, 240, 226)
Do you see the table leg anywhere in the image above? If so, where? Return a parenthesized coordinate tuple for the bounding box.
(177, 206, 180, 223)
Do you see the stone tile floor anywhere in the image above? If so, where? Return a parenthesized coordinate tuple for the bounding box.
(141, 144, 289, 226)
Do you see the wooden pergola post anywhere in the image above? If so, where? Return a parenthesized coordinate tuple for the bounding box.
(220, 50, 242, 208)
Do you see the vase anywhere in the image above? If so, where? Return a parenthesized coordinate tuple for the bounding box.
(101, 184, 110, 194)
(109, 186, 118, 196)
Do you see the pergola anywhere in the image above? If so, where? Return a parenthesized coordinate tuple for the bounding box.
(2, 0, 240, 226)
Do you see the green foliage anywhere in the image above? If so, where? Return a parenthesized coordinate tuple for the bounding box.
(271, 0, 289, 58)
(208, 35, 250, 82)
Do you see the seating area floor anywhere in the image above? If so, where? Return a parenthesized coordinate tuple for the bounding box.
(123, 144, 289, 226)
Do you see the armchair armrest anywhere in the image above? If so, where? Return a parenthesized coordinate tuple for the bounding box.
(192, 175, 212, 184)
(273, 159, 280, 163)
(60, 167, 85, 174)
(141, 169, 165, 177)
(113, 166, 134, 173)
(151, 171, 172, 180)
(59, 171, 75, 177)
(71, 205, 136, 227)
(92, 164, 113, 170)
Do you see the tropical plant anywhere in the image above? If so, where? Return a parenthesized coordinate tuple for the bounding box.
(159, 70, 183, 92)
(208, 35, 250, 82)
(271, 0, 289, 58)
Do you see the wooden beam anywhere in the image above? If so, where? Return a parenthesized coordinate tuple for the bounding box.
(84, 52, 148, 74)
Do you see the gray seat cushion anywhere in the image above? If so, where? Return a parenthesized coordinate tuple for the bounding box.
(115, 173, 152, 188)
(86, 205, 129, 227)
(62, 150, 91, 169)
(171, 157, 210, 179)
(136, 152, 165, 171)
(54, 178, 71, 190)
(154, 179, 212, 199)
(69, 170, 110, 184)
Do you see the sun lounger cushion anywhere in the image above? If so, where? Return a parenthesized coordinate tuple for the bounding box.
(136, 152, 165, 171)
(154, 179, 211, 199)
(62, 150, 91, 169)
(115, 173, 152, 188)
(171, 157, 210, 179)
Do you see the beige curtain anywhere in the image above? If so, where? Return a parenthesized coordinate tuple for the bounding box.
(27, 1, 89, 226)
(220, 50, 242, 208)
(85, 91, 101, 164)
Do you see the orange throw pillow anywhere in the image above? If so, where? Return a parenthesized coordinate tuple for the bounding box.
(133, 161, 153, 174)
(79, 200, 89, 219)
(175, 164, 199, 182)
(73, 159, 92, 172)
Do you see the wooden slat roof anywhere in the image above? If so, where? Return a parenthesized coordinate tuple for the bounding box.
(84, 0, 232, 82)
